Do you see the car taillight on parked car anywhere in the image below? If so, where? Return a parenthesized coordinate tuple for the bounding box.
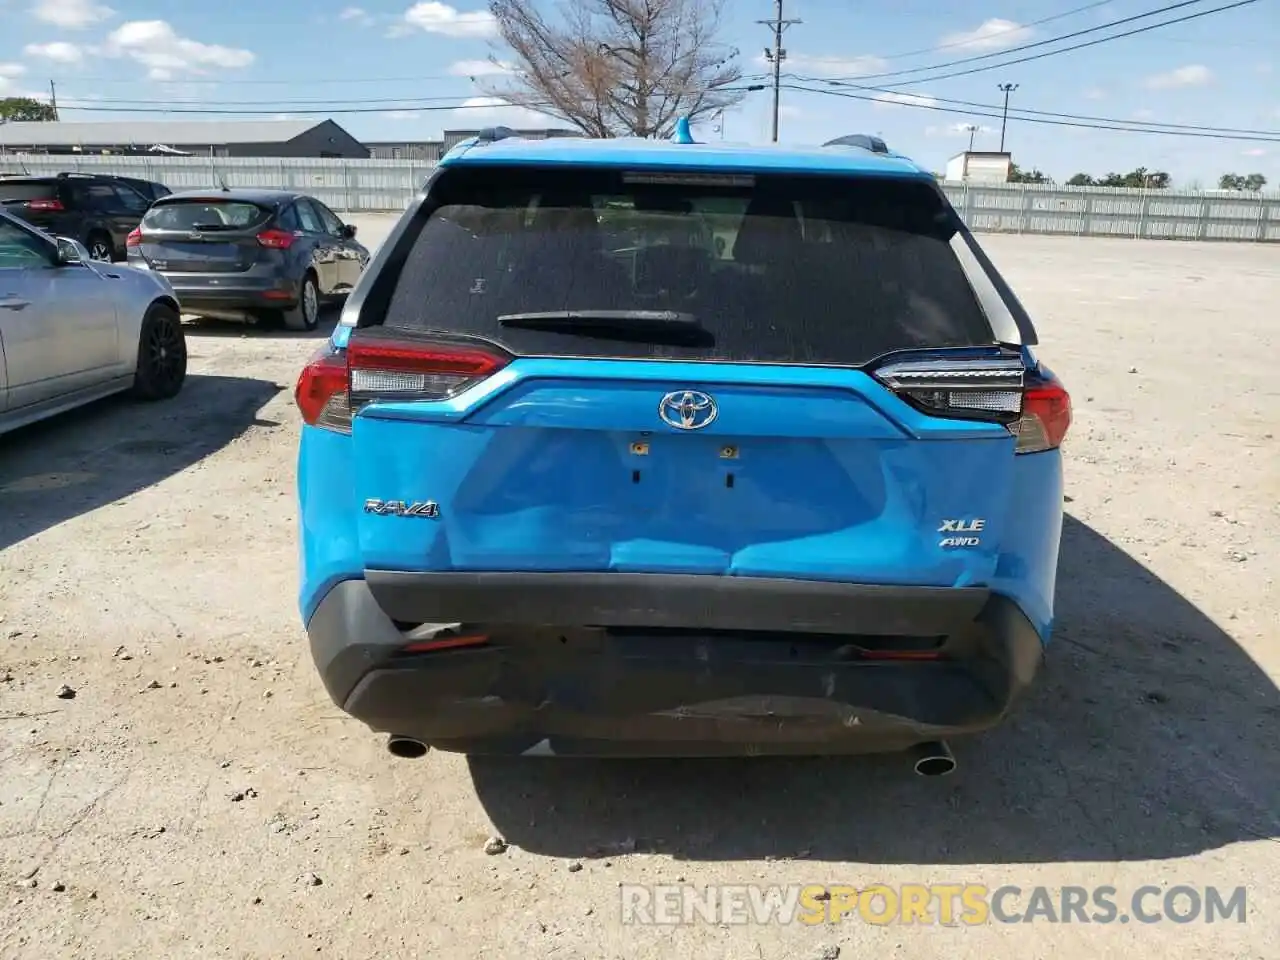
(294, 335, 513, 434)
(257, 228, 296, 249)
(873, 354, 1070, 454)
(126, 228, 143, 247)
(25, 198, 64, 212)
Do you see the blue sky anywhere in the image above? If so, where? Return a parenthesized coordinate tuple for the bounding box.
(2, 0, 1277, 185)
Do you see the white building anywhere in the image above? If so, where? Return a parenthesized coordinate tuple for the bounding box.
(945, 151, 1013, 183)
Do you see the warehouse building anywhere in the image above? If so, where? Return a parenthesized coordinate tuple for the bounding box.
(0, 119, 370, 159)
(366, 127, 583, 162)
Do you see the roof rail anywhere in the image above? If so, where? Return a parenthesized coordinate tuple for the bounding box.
(56, 171, 102, 179)
(823, 134, 890, 154)
(475, 126, 518, 144)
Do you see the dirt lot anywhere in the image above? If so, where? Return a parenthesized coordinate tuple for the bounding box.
(1, 218, 1276, 959)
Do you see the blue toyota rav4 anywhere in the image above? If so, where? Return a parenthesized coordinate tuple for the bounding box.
(295, 126, 1070, 771)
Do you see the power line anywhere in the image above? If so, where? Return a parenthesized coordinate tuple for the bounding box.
(788, 77, 1280, 136)
(52, 74, 776, 108)
(820, 0, 1115, 66)
(865, 0, 1262, 89)
(811, 0, 1255, 85)
(780, 82, 1280, 142)
(54, 82, 771, 117)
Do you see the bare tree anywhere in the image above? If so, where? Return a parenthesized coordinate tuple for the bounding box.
(485, 0, 746, 138)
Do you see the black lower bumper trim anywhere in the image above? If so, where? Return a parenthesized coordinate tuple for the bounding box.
(365, 570, 991, 635)
(307, 575, 1043, 758)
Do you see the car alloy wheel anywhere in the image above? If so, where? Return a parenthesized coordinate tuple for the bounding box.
(88, 239, 113, 261)
(302, 278, 319, 327)
(143, 310, 186, 395)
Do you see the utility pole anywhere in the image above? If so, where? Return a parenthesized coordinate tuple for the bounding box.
(759, 0, 801, 143)
(49, 79, 59, 120)
(997, 82, 1018, 152)
(964, 124, 978, 151)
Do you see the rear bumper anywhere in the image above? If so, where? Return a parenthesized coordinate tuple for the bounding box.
(306, 573, 1045, 757)
(150, 273, 299, 315)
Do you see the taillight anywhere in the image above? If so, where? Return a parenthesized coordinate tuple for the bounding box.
(294, 334, 512, 434)
(257, 228, 296, 249)
(1013, 368, 1071, 454)
(295, 345, 351, 432)
(874, 353, 1070, 454)
(26, 198, 64, 212)
(126, 228, 143, 247)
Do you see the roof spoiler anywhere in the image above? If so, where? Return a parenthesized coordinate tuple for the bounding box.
(823, 134, 890, 154)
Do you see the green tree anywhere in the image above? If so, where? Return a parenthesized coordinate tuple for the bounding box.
(1066, 173, 1096, 186)
(1098, 167, 1169, 188)
(0, 97, 57, 122)
(1007, 162, 1051, 184)
(1221, 172, 1268, 191)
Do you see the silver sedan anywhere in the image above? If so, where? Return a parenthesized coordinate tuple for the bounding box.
(0, 209, 187, 436)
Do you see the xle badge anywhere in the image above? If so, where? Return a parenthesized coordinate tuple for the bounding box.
(364, 499, 440, 519)
(938, 518, 985, 548)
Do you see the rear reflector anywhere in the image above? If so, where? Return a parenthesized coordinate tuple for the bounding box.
(294, 334, 513, 433)
(399, 633, 490, 654)
(257, 228, 296, 249)
(126, 228, 142, 247)
(25, 198, 64, 212)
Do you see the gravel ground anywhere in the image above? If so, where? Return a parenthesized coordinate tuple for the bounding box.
(1, 217, 1276, 959)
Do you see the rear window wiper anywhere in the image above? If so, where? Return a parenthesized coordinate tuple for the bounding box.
(498, 310, 713, 346)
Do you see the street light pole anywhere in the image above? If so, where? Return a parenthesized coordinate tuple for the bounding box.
(965, 124, 978, 151)
(997, 82, 1018, 152)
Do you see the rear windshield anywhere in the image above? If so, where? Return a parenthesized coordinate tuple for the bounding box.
(383, 166, 996, 365)
(142, 199, 272, 231)
(0, 181, 58, 204)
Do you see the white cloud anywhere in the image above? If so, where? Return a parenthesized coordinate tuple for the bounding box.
(778, 53, 887, 78)
(103, 20, 254, 79)
(926, 121, 994, 138)
(1131, 108, 1155, 119)
(872, 91, 938, 109)
(382, 110, 419, 120)
(0, 63, 27, 77)
(1144, 64, 1212, 89)
(448, 58, 515, 77)
(338, 6, 374, 25)
(1084, 87, 1106, 100)
(24, 41, 84, 63)
(939, 19, 1033, 52)
(399, 2, 497, 38)
(30, 0, 114, 29)
(1241, 148, 1267, 157)
(451, 95, 556, 129)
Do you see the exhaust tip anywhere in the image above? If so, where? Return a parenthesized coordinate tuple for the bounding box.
(387, 736, 429, 759)
(911, 740, 956, 777)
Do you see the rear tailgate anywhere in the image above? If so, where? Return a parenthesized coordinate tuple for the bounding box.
(0, 181, 64, 231)
(332, 166, 1035, 588)
(132, 197, 275, 272)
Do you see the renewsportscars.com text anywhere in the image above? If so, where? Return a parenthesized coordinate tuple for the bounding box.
(619, 884, 1248, 926)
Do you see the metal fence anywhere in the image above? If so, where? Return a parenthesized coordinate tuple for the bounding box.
(3, 153, 1279, 242)
(940, 181, 1280, 243)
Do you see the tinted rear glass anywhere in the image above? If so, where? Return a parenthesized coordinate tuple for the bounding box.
(0, 181, 58, 204)
(142, 199, 272, 231)
(383, 166, 995, 365)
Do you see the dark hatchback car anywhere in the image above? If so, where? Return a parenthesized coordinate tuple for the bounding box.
(126, 188, 370, 331)
(0, 172, 154, 261)
(114, 175, 172, 203)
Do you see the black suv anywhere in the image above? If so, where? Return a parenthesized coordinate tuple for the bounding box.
(0, 172, 160, 261)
